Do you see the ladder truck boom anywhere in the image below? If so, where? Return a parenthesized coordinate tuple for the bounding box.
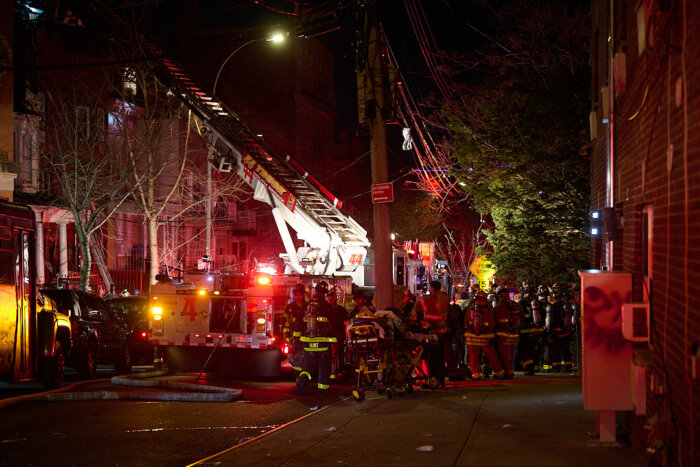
(162, 61, 370, 279)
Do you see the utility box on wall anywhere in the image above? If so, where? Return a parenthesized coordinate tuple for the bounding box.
(578, 270, 634, 411)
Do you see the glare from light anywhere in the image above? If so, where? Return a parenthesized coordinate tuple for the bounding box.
(258, 266, 277, 275)
(592, 211, 600, 219)
(257, 276, 272, 286)
(198, 289, 207, 295)
(257, 318, 266, 325)
(391, 233, 396, 240)
(152, 306, 163, 315)
(207, 276, 214, 282)
(591, 227, 599, 236)
(269, 33, 285, 43)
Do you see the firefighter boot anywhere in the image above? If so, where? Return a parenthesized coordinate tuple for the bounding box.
(296, 371, 311, 394)
(524, 361, 535, 376)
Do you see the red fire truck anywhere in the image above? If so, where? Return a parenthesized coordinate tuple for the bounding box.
(149, 272, 352, 377)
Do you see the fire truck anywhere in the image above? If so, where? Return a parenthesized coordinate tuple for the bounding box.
(0, 200, 72, 388)
(149, 272, 352, 377)
(96, 6, 373, 376)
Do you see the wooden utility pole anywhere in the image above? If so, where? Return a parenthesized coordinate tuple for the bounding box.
(364, 0, 393, 311)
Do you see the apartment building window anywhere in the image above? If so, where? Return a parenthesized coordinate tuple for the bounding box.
(77, 106, 89, 139)
(123, 67, 137, 96)
(77, 106, 105, 140)
(232, 241, 247, 261)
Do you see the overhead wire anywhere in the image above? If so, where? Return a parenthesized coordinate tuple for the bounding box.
(381, 24, 458, 206)
(379, 0, 480, 211)
(404, 0, 452, 99)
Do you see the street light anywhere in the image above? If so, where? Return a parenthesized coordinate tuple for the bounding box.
(206, 32, 286, 267)
(212, 33, 285, 96)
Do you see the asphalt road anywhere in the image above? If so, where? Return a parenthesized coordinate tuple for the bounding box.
(0, 365, 345, 467)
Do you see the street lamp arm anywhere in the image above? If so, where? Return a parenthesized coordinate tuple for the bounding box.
(212, 39, 258, 96)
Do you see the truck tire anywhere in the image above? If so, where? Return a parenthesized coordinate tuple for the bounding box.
(115, 344, 132, 374)
(79, 341, 98, 380)
(42, 341, 65, 389)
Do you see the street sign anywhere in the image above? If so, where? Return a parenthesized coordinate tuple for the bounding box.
(371, 182, 394, 204)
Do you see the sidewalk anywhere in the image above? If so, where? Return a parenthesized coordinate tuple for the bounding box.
(199, 377, 644, 467)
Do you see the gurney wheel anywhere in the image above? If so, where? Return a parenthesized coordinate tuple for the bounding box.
(352, 387, 365, 401)
(428, 376, 439, 390)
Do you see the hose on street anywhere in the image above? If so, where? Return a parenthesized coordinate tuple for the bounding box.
(0, 368, 243, 410)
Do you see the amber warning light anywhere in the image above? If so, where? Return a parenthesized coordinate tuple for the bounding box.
(256, 275, 272, 286)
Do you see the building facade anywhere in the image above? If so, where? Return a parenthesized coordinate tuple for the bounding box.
(590, 1, 699, 465)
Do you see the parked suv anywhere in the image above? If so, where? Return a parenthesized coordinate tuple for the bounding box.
(40, 289, 132, 378)
(103, 295, 152, 365)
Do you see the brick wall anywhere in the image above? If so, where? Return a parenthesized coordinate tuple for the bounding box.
(590, 2, 700, 465)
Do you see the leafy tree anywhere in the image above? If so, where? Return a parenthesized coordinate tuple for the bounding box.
(391, 186, 445, 241)
(447, 0, 591, 285)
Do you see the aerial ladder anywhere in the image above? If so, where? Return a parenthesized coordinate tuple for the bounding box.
(97, 4, 370, 284)
(170, 62, 370, 282)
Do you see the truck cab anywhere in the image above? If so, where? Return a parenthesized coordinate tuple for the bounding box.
(0, 201, 71, 388)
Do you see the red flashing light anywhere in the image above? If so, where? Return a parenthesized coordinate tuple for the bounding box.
(283, 344, 289, 354)
(141, 332, 147, 338)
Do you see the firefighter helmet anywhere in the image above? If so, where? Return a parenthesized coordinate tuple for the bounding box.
(354, 290, 368, 302)
(315, 280, 329, 295)
(293, 283, 306, 296)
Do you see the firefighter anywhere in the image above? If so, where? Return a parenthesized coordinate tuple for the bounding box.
(515, 297, 545, 375)
(326, 286, 347, 380)
(297, 281, 337, 393)
(487, 283, 499, 308)
(463, 290, 504, 380)
(348, 291, 373, 320)
(493, 288, 520, 379)
(543, 291, 574, 373)
(283, 283, 307, 373)
(416, 280, 450, 386)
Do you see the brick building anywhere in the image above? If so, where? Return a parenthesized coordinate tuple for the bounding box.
(590, 1, 699, 464)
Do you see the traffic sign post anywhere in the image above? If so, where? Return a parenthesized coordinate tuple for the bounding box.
(371, 182, 394, 204)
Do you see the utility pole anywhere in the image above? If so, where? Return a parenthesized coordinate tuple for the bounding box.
(363, 0, 393, 311)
